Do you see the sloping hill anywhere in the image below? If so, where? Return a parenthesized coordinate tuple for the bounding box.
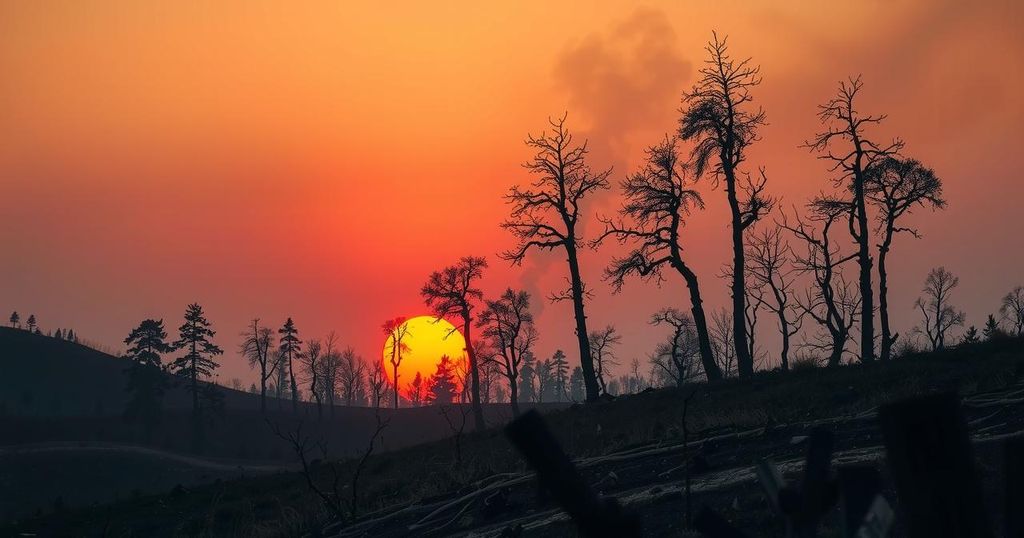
(0, 326, 566, 520)
(0, 327, 562, 457)
(0, 325, 260, 418)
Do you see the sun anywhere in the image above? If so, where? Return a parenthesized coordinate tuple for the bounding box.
(382, 315, 467, 401)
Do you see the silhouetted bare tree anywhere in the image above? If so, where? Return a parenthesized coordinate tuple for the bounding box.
(679, 33, 774, 378)
(319, 331, 342, 415)
(501, 115, 610, 402)
(746, 228, 803, 371)
(302, 338, 323, 419)
(421, 256, 488, 431)
(338, 347, 366, 407)
(915, 266, 965, 351)
(1001, 286, 1024, 336)
(367, 358, 388, 410)
(710, 309, 736, 377)
(650, 308, 702, 386)
(596, 136, 722, 380)
(240, 318, 277, 415)
(783, 201, 860, 366)
(804, 77, 902, 362)
(865, 157, 946, 361)
(477, 288, 536, 416)
(382, 317, 410, 409)
(278, 318, 302, 413)
(587, 325, 620, 394)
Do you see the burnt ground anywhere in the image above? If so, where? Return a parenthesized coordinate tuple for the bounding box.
(326, 383, 1024, 537)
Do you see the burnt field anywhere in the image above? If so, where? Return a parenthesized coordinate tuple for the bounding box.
(8, 336, 1024, 537)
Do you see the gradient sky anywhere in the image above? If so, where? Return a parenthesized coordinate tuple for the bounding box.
(2, 1, 1022, 386)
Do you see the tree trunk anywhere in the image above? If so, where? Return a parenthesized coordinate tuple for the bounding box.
(853, 165, 875, 363)
(462, 316, 486, 431)
(565, 242, 599, 401)
(259, 362, 267, 415)
(392, 362, 400, 409)
(509, 376, 520, 417)
(878, 239, 893, 362)
(289, 352, 298, 413)
(678, 264, 723, 381)
(725, 167, 753, 377)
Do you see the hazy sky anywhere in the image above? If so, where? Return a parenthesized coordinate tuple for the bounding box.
(2, 1, 1022, 386)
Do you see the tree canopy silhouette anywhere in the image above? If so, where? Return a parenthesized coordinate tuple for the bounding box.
(170, 303, 223, 417)
(805, 77, 902, 362)
(501, 114, 610, 403)
(782, 200, 860, 367)
(240, 318, 277, 414)
(865, 156, 946, 361)
(278, 317, 302, 413)
(123, 318, 173, 437)
(382, 317, 410, 409)
(477, 287, 537, 416)
(421, 255, 488, 431)
(596, 136, 723, 380)
(679, 32, 774, 378)
(915, 266, 965, 351)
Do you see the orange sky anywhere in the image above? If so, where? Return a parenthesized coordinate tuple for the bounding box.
(2, 1, 1023, 386)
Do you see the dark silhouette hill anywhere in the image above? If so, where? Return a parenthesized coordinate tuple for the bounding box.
(0, 326, 567, 520)
(8, 335, 1023, 536)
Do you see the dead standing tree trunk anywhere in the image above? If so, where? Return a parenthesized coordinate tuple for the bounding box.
(501, 114, 611, 402)
(804, 77, 902, 363)
(595, 136, 723, 380)
(421, 256, 489, 431)
(679, 33, 774, 378)
(865, 157, 945, 361)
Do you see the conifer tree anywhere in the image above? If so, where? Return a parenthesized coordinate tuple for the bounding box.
(170, 303, 223, 416)
(427, 355, 458, 405)
(278, 318, 302, 414)
(123, 319, 173, 437)
(9, 311, 19, 328)
(26, 314, 36, 333)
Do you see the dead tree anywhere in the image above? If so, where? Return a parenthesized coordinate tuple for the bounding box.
(746, 228, 804, 371)
(501, 115, 611, 402)
(587, 325, 621, 394)
(349, 410, 390, 518)
(302, 338, 323, 419)
(382, 317, 410, 409)
(240, 318, 277, 415)
(866, 157, 946, 361)
(804, 77, 902, 362)
(267, 420, 346, 521)
(438, 403, 471, 465)
(782, 200, 860, 367)
(477, 288, 536, 416)
(650, 308, 702, 386)
(338, 347, 366, 407)
(320, 332, 342, 416)
(915, 267, 965, 351)
(421, 256, 488, 431)
(596, 136, 723, 380)
(710, 309, 736, 377)
(367, 359, 388, 410)
(679, 33, 775, 378)
(1001, 286, 1024, 336)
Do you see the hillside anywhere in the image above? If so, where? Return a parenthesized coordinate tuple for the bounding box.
(0, 326, 565, 520)
(8, 335, 1024, 536)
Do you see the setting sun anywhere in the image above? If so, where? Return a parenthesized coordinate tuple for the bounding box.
(382, 315, 467, 401)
